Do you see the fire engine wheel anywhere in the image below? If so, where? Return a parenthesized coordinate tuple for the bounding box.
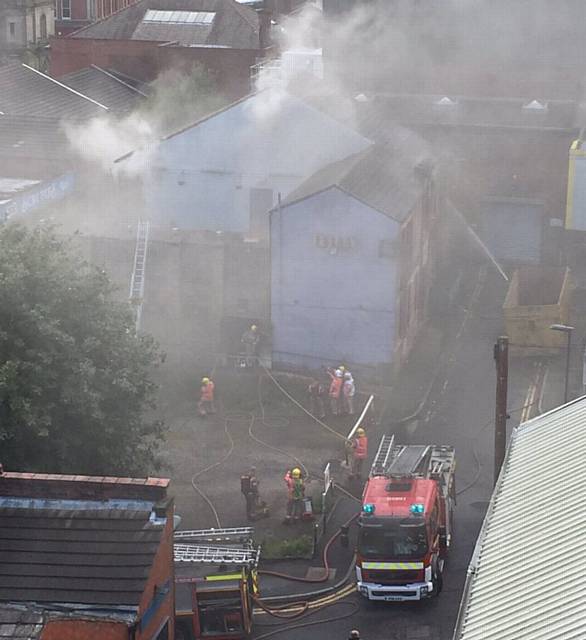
(431, 560, 443, 597)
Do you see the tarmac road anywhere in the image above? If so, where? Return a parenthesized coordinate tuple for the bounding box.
(253, 269, 539, 640)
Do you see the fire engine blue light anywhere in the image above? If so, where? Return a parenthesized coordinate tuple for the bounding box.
(363, 503, 375, 515)
(410, 503, 425, 514)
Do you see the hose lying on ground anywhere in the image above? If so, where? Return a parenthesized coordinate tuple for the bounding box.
(253, 600, 360, 640)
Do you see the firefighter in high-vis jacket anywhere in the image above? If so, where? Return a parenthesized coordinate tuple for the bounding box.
(350, 427, 368, 479)
(283, 467, 305, 522)
(198, 377, 216, 417)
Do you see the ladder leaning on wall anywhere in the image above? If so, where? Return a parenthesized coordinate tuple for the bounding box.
(129, 220, 150, 332)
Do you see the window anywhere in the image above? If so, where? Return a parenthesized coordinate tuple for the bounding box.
(62, 0, 71, 19)
(40, 14, 47, 40)
(8, 22, 16, 38)
(143, 10, 216, 24)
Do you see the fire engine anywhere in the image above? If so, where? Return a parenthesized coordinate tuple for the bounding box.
(174, 527, 260, 640)
(355, 435, 456, 602)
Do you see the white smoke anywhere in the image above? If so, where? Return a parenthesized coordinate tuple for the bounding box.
(63, 112, 159, 177)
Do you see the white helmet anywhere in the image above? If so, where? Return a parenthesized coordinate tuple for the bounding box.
(335, 369, 343, 377)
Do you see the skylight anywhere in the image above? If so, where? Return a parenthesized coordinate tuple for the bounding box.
(143, 10, 215, 25)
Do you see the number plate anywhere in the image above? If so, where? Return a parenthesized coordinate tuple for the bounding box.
(384, 596, 403, 601)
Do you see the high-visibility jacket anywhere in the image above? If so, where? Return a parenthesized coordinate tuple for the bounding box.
(284, 473, 304, 499)
(353, 435, 368, 459)
(329, 377, 342, 398)
(201, 381, 215, 401)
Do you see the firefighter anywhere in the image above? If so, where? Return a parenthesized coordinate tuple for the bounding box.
(308, 379, 326, 418)
(198, 377, 216, 417)
(241, 324, 260, 367)
(351, 427, 368, 478)
(241, 466, 269, 521)
(327, 368, 343, 415)
(342, 371, 356, 415)
(284, 467, 305, 522)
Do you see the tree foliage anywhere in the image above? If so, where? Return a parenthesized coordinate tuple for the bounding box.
(0, 225, 164, 475)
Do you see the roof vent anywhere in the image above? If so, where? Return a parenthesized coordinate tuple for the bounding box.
(523, 99, 548, 111)
(435, 96, 457, 107)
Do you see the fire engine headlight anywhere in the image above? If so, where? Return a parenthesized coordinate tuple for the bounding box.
(420, 586, 428, 596)
(360, 586, 369, 596)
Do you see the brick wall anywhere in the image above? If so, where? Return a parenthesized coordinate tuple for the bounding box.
(49, 37, 258, 99)
(136, 502, 175, 640)
(41, 619, 129, 640)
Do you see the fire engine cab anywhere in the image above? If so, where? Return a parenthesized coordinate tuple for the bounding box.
(355, 435, 456, 602)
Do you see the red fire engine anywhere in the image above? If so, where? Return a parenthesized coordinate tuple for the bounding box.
(355, 435, 456, 602)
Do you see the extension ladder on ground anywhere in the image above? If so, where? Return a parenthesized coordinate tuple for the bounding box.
(174, 527, 254, 543)
(174, 544, 261, 568)
(129, 219, 150, 330)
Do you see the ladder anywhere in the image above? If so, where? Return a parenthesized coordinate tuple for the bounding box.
(387, 445, 431, 477)
(175, 527, 254, 542)
(129, 220, 150, 331)
(370, 434, 395, 477)
(174, 543, 261, 567)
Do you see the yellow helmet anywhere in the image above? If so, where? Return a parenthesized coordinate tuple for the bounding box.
(357, 427, 365, 437)
(291, 468, 301, 478)
(251, 325, 258, 331)
(339, 365, 345, 372)
(202, 377, 210, 384)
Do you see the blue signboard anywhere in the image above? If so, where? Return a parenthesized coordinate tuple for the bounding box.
(0, 172, 75, 222)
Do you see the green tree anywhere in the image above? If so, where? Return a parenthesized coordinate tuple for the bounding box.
(0, 225, 164, 475)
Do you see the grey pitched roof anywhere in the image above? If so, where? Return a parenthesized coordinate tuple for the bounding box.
(71, 0, 260, 50)
(0, 507, 162, 606)
(454, 396, 586, 640)
(0, 63, 109, 120)
(0, 116, 73, 162)
(60, 66, 147, 115)
(279, 134, 432, 222)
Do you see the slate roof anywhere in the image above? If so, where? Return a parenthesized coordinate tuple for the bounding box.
(0, 507, 162, 606)
(71, 0, 261, 50)
(278, 134, 432, 223)
(0, 63, 108, 121)
(454, 396, 586, 640)
(0, 604, 44, 640)
(60, 66, 147, 115)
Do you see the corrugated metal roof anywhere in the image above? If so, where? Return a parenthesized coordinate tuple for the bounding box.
(0, 63, 107, 120)
(59, 66, 146, 115)
(454, 397, 586, 640)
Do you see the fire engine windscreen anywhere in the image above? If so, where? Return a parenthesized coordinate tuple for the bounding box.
(358, 522, 427, 559)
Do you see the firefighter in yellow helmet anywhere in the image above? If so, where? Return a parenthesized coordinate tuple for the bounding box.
(198, 377, 216, 417)
(283, 467, 305, 522)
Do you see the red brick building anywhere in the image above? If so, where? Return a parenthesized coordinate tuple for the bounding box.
(0, 471, 175, 640)
(50, 0, 268, 98)
(55, 0, 135, 36)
